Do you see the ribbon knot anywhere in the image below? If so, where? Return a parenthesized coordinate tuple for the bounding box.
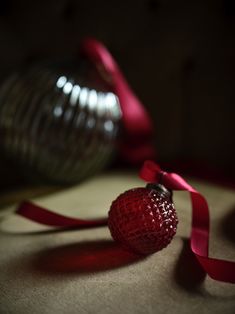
(139, 160, 163, 184)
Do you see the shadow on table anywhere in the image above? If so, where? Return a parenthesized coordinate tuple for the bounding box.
(221, 205, 235, 244)
(33, 239, 144, 274)
(174, 237, 235, 299)
(174, 237, 206, 293)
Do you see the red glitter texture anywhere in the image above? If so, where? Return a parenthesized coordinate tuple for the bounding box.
(108, 186, 178, 255)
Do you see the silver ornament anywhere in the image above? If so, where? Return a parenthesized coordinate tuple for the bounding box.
(0, 61, 122, 183)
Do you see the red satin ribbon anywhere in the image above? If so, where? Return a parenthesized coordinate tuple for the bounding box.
(16, 160, 235, 283)
(81, 38, 156, 163)
(140, 160, 235, 283)
(17, 201, 107, 228)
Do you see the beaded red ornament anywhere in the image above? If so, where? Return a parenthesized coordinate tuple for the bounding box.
(108, 183, 178, 255)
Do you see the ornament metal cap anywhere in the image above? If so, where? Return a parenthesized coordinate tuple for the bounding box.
(146, 183, 172, 199)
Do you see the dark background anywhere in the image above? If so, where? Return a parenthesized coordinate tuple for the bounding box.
(0, 0, 234, 187)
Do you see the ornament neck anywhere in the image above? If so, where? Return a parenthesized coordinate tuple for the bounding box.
(146, 183, 172, 199)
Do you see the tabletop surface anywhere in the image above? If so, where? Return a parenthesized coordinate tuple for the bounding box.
(0, 171, 235, 314)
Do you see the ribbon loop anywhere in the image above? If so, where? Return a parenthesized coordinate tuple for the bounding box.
(81, 38, 156, 163)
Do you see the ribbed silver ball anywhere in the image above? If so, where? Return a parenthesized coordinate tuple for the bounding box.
(0, 62, 122, 183)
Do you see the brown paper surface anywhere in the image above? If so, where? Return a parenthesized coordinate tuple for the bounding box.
(0, 171, 235, 314)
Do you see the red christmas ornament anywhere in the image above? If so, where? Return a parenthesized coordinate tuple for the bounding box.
(15, 159, 235, 283)
(108, 183, 178, 255)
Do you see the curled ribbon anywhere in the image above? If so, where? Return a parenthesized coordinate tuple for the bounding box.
(16, 160, 235, 283)
(140, 160, 235, 283)
(81, 38, 156, 163)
